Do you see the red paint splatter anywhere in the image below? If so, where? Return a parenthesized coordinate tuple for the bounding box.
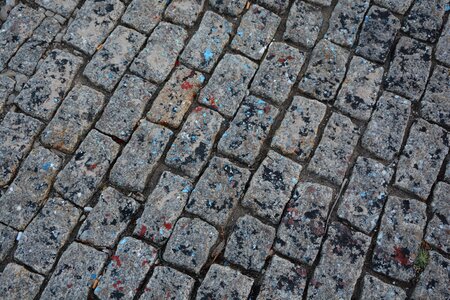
(86, 163, 97, 171)
(113, 280, 124, 291)
(142, 259, 149, 266)
(209, 96, 218, 109)
(181, 81, 193, 90)
(163, 222, 172, 230)
(393, 246, 411, 266)
(278, 56, 294, 63)
(111, 255, 122, 267)
(67, 283, 73, 288)
(138, 225, 147, 237)
(263, 105, 271, 113)
(194, 106, 203, 112)
(175, 60, 180, 67)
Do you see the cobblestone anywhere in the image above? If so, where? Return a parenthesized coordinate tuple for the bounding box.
(436, 18, 450, 66)
(412, 251, 450, 299)
(284, 1, 323, 48)
(35, 0, 79, 17)
(209, 0, 246, 16)
(0, 223, 16, 262)
(373, 0, 413, 14)
(403, 0, 446, 43)
(164, 0, 205, 27)
(256, 0, 290, 12)
(121, 0, 166, 34)
(0, 263, 44, 300)
(425, 182, 449, 254)
(0, 75, 14, 114)
(141, 266, 195, 299)
(361, 275, 406, 299)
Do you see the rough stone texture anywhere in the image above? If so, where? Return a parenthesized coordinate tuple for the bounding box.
(394, 119, 449, 199)
(198, 54, 257, 117)
(251, 42, 305, 104)
(0, 75, 14, 114)
(186, 157, 250, 227)
(14, 198, 81, 274)
(436, 18, 450, 66)
(141, 266, 195, 300)
(164, 0, 205, 27)
(130, 22, 188, 83)
(372, 197, 427, 281)
(385, 37, 432, 101)
(83, 26, 146, 91)
(77, 187, 139, 248)
(121, 0, 166, 34)
(308, 113, 359, 185)
(403, 0, 446, 43)
(256, 0, 289, 12)
(242, 150, 302, 223)
(218, 96, 278, 165)
(14, 49, 83, 120)
(41, 84, 105, 153)
(362, 92, 411, 161)
(109, 121, 173, 192)
(275, 182, 334, 265)
(0, 263, 44, 300)
(361, 275, 407, 300)
(35, 0, 79, 17)
(284, 1, 323, 48)
(307, 0, 332, 6)
(373, 0, 413, 14)
(425, 182, 450, 254)
(412, 251, 450, 299)
(54, 130, 120, 206)
(209, 0, 246, 16)
(134, 171, 192, 244)
(0, 224, 16, 262)
(299, 39, 350, 102)
(163, 217, 219, 273)
(445, 161, 450, 182)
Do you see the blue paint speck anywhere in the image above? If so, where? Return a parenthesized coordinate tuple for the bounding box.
(182, 186, 192, 193)
(42, 162, 52, 171)
(198, 74, 206, 83)
(91, 274, 97, 279)
(204, 49, 214, 61)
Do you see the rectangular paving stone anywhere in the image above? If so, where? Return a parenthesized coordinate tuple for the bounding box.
(141, 266, 195, 300)
(356, 6, 401, 63)
(308, 113, 359, 185)
(121, 0, 166, 34)
(96, 75, 156, 141)
(218, 97, 278, 165)
(445, 161, 450, 182)
(307, 222, 370, 299)
(163, 217, 219, 273)
(372, 197, 427, 281)
(0, 112, 43, 186)
(362, 92, 411, 161)
(14, 198, 81, 274)
(231, 5, 280, 60)
(337, 157, 393, 234)
(164, 0, 205, 27)
(94, 237, 158, 300)
(198, 54, 257, 118)
(361, 275, 406, 299)
(385, 37, 432, 101)
(373, 0, 413, 14)
(272, 96, 327, 161)
(0, 147, 61, 230)
(0, 263, 44, 300)
(77, 187, 139, 248)
(283, 1, 323, 48)
(54, 130, 120, 206)
(0, 75, 14, 114)
(134, 171, 192, 244)
(335, 56, 383, 120)
(307, 0, 332, 6)
(242, 150, 302, 223)
(186, 157, 251, 227)
(403, 0, 446, 43)
(209, 0, 246, 16)
(299, 39, 350, 102)
(83, 26, 146, 91)
(41, 242, 107, 299)
(0, 4, 45, 70)
(110, 121, 173, 192)
(251, 42, 305, 104)
(0, 224, 16, 262)
(165, 108, 224, 178)
(425, 182, 449, 254)
(275, 182, 334, 265)
(130, 22, 188, 83)
(14, 49, 83, 120)
(256, 0, 290, 12)
(394, 119, 449, 199)
(436, 18, 450, 66)
(412, 251, 450, 299)
(63, 0, 125, 55)
(35, 0, 80, 17)
(41, 84, 105, 153)
(147, 66, 204, 128)
(180, 11, 231, 72)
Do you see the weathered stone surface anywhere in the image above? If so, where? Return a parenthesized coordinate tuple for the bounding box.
(272, 96, 326, 161)
(412, 251, 450, 299)
(0, 147, 61, 230)
(196, 264, 254, 299)
(165, 108, 224, 178)
(361, 275, 407, 300)
(96, 75, 156, 141)
(251, 42, 305, 104)
(385, 37, 432, 101)
(164, 0, 205, 27)
(242, 150, 302, 223)
(36, 0, 79, 17)
(445, 161, 450, 182)
(0, 224, 16, 262)
(63, 0, 125, 55)
(372, 197, 427, 281)
(362, 92, 411, 161)
(256, 0, 289, 12)
(41, 242, 107, 299)
(14, 49, 83, 120)
(231, 5, 280, 60)
(110, 121, 173, 192)
(337, 157, 393, 234)
(299, 40, 350, 102)
(54, 130, 120, 206)
(95, 237, 158, 300)
(77, 187, 139, 248)
(141, 266, 195, 300)
(0, 263, 44, 300)
(394, 119, 449, 199)
(403, 0, 446, 43)
(307, 222, 370, 299)
(218, 96, 278, 165)
(373, 0, 413, 14)
(121, 0, 166, 34)
(308, 113, 359, 185)
(307, 0, 332, 6)
(209, 0, 246, 16)
(186, 157, 250, 227)
(356, 6, 401, 63)
(134, 171, 192, 244)
(436, 18, 450, 66)
(83, 26, 145, 91)
(41, 84, 105, 153)
(14, 198, 81, 274)
(163, 217, 219, 273)
(130, 22, 188, 83)
(425, 182, 450, 254)
(180, 11, 231, 72)
(275, 182, 334, 265)
(0, 75, 14, 114)
(283, 1, 323, 48)
(198, 54, 256, 118)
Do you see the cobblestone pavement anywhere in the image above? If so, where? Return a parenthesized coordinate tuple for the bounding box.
(0, 0, 449, 299)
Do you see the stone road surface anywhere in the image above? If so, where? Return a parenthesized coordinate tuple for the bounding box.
(0, 0, 449, 299)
